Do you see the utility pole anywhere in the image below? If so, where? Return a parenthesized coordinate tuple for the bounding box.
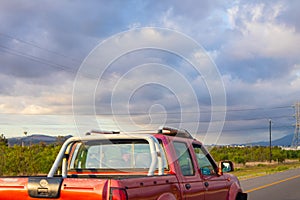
(269, 119, 272, 163)
(291, 102, 300, 149)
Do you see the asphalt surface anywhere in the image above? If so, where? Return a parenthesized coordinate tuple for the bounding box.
(240, 168, 300, 200)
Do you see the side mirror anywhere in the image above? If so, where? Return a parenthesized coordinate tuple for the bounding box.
(220, 161, 234, 173)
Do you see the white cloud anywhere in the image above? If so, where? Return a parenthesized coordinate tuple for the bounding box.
(224, 2, 300, 59)
(0, 71, 73, 116)
(21, 105, 52, 115)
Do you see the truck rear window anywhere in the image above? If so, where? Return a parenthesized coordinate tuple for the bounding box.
(69, 139, 167, 171)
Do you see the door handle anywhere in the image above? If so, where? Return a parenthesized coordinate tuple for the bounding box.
(185, 183, 191, 190)
(204, 182, 209, 187)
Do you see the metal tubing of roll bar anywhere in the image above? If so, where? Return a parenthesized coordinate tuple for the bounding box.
(48, 134, 164, 177)
(48, 137, 80, 177)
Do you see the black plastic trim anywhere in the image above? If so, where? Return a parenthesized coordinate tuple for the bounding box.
(27, 177, 63, 198)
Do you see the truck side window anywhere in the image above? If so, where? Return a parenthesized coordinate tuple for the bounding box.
(173, 142, 194, 176)
(193, 144, 216, 176)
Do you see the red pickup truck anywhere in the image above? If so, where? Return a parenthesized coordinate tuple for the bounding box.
(0, 127, 247, 200)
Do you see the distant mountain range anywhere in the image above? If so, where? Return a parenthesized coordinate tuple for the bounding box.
(7, 134, 72, 146)
(7, 133, 294, 147)
(240, 134, 294, 147)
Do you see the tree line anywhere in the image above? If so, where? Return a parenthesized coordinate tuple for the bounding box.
(0, 143, 61, 176)
(1, 133, 300, 176)
(0, 134, 62, 176)
(210, 146, 300, 165)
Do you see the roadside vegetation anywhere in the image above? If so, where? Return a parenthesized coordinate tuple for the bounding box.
(230, 162, 300, 180)
(1, 134, 300, 177)
(210, 146, 300, 164)
(210, 145, 300, 179)
(0, 134, 62, 176)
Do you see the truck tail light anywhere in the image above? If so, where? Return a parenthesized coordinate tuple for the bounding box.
(110, 188, 128, 200)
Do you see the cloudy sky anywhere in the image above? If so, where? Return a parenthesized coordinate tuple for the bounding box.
(0, 0, 299, 145)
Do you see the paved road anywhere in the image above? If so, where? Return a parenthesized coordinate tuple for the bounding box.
(240, 168, 300, 200)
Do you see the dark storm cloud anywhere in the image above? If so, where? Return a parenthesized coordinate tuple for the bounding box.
(0, 0, 134, 81)
(217, 56, 293, 82)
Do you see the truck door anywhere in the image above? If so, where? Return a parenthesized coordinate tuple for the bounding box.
(173, 142, 205, 200)
(192, 144, 229, 200)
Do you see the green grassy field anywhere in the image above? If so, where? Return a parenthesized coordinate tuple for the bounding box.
(231, 160, 300, 180)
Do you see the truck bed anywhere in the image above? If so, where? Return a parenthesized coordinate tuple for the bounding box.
(0, 174, 180, 200)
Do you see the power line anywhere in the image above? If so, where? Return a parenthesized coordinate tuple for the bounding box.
(0, 109, 293, 120)
(0, 112, 293, 125)
(79, 105, 293, 116)
(219, 125, 293, 133)
(0, 45, 96, 79)
(0, 32, 82, 63)
(0, 32, 105, 80)
(0, 45, 76, 74)
(1, 121, 293, 133)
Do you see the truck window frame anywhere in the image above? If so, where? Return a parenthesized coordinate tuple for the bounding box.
(192, 143, 218, 176)
(68, 139, 169, 173)
(156, 139, 169, 171)
(173, 141, 195, 176)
